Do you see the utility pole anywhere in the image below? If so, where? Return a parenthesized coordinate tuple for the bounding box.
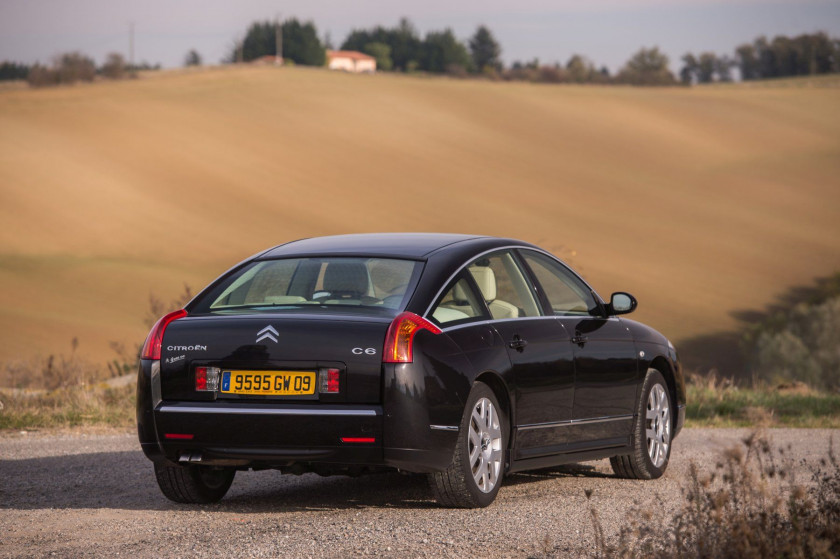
(275, 14, 283, 65)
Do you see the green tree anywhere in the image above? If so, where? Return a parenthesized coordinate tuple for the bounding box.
(184, 49, 202, 67)
(468, 25, 501, 73)
(282, 19, 326, 66)
(617, 47, 675, 85)
(420, 29, 471, 73)
(341, 18, 422, 72)
(0, 61, 30, 81)
(363, 43, 392, 71)
(566, 54, 594, 83)
(735, 44, 760, 80)
(680, 53, 698, 84)
(697, 52, 717, 83)
(715, 55, 735, 82)
(237, 19, 325, 66)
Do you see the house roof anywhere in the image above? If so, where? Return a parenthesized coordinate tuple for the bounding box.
(326, 50, 376, 62)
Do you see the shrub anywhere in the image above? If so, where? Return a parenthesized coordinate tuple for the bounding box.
(590, 432, 840, 558)
(101, 52, 126, 79)
(747, 295, 840, 391)
(27, 51, 96, 87)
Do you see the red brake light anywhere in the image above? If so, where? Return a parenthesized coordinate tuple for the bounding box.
(319, 368, 341, 394)
(164, 433, 194, 440)
(383, 312, 442, 363)
(195, 366, 207, 390)
(141, 309, 188, 360)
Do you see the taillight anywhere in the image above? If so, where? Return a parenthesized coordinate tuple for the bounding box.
(383, 312, 442, 363)
(141, 309, 188, 360)
(319, 368, 340, 394)
(195, 366, 220, 391)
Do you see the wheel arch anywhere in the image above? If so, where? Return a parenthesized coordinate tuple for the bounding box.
(474, 371, 513, 442)
(649, 356, 677, 430)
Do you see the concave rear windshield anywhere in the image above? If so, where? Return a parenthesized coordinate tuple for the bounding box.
(190, 257, 423, 316)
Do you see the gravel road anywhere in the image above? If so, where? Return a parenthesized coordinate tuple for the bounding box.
(0, 428, 836, 558)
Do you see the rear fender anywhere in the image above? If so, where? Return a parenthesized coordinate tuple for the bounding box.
(382, 330, 472, 472)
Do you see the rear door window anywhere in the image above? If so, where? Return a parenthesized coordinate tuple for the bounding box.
(467, 251, 541, 320)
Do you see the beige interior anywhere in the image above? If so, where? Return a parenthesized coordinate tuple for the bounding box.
(469, 266, 520, 320)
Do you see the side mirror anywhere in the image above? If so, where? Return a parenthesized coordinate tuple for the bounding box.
(609, 292, 637, 315)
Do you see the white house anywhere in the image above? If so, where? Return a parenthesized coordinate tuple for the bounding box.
(326, 50, 376, 73)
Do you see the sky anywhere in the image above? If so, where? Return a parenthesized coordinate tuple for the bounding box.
(1, 0, 839, 73)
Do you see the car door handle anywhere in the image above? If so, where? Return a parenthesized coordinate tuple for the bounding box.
(571, 334, 588, 346)
(508, 336, 528, 352)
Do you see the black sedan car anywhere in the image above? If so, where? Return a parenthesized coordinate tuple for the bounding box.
(137, 233, 685, 508)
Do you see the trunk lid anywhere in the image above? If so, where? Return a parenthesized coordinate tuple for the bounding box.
(159, 314, 390, 403)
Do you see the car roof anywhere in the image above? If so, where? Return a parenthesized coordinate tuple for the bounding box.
(259, 233, 491, 259)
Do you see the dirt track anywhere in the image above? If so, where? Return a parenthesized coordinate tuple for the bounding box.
(0, 428, 836, 558)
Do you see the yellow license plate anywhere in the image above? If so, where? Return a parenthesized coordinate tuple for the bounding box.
(221, 370, 316, 396)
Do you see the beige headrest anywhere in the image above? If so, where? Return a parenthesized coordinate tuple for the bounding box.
(469, 266, 496, 301)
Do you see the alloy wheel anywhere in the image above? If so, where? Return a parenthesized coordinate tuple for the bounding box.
(645, 384, 671, 468)
(468, 397, 503, 493)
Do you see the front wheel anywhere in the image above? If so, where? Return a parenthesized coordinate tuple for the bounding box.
(611, 368, 673, 479)
(429, 382, 508, 508)
(154, 462, 236, 504)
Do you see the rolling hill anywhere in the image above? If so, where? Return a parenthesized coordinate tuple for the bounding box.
(1, 66, 838, 367)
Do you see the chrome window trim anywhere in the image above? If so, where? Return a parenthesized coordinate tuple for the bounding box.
(439, 315, 620, 334)
(517, 414, 633, 431)
(424, 245, 606, 322)
(440, 315, 558, 334)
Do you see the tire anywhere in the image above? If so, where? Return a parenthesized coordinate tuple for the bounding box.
(429, 382, 508, 508)
(611, 369, 673, 479)
(154, 462, 236, 504)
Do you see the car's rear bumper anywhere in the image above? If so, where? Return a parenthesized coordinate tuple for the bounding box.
(137, 359, 461, 473)
(150, 402, 384, 466)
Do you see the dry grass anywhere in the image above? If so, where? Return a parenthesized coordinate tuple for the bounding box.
(685, 372, 840, 428)
(1, 66, 839, 361)
(0, 383, 134, 431)
(588, 432, 840, 558)
(0, 346, 136, 430)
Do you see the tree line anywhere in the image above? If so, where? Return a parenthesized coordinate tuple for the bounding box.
(681, 32, 840, 83)
(231, 18, 839, 85)
(15, 52, 163, 87)
(3, 16, 838, 87)
(228, 17, 676, 85)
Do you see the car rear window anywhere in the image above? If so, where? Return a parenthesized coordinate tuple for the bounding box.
(190, 257, 423, 315)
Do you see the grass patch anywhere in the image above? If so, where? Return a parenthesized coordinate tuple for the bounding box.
(0, 381, 135, 431)
(686, 382, 840, 428)
(0, 383, 135, 430)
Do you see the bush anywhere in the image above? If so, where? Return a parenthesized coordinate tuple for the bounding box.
(27, 51, 96, 87)
(101, 53, 126, 79)
(591, 432, 840, 558)
(747, 295, 840, 391)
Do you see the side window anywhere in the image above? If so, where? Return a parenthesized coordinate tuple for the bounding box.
(468, 251, 540, 320)
(520, 251, 599, 316)
(430, 275, 488, 326)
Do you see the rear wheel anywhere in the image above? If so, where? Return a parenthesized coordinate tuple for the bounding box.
(154, 462, 236, 504)
(429, 382, 508, 508)
(611, 369, 672, 479)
